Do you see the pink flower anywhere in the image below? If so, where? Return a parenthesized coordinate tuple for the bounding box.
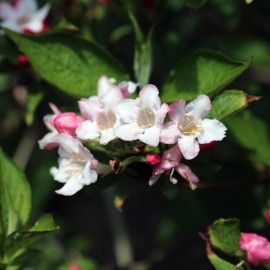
(240, 233, 270, 266)
(149, 144, 199, 188)
(266, 209, 270, 226)
(161, 95, 227, 160)
(49, 134, 98, 196)
(114, 85, 169, 147)
(0, 0, 50, 33)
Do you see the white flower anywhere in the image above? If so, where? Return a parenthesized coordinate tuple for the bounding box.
(114, 84, 169, 147)
(49, 134, 98, 196)
(161, 95, 227, 160)
(0, 0, 50, 33)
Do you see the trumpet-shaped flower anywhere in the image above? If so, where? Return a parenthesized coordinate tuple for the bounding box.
(50, 134, 98, 196)
(76, 85, 123, 144)
(240, 233, 270, 266)
(0, 0, 50, 33)
(114, 84, 169, 147)
(148, 145, 199, 188)
(161, 95, 227, 160)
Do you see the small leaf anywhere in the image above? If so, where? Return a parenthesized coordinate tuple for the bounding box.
(208, 90, 260, 120)
(162, 49, 250, 102)
(208, 218, 243, 256)
(226, 110, 270, 167)
(208, 252, 244, 270)
(0, 147, 31, 241)
(4, 214, 59, 261)
(25, 90, 44, 125)
(130, 13, 153, 87)
(5, 30, 129, 98)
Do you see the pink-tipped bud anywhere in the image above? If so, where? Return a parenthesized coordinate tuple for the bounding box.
(199, 141, 217, 151)
(146, 153, 161, 166)
(54, 112, 84, 137)
(68, 264, 82, 270)
(266, 209, 270, 225)
(16, 54, 30, 67)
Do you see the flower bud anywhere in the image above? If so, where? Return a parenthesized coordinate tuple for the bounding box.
(265, 209, 270, 225)
(146, 153, 161, 166)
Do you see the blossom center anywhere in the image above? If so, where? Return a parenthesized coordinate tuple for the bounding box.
(137, 108, 155, 129)
(178, 116, 202, 135)
(17, 16, 31, 26)
(96, 110, 116, 130)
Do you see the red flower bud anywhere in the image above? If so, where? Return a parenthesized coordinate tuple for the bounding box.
(266, 209, 270, 225)
(199, 141, 217, 151)
(146, 153, 161, 166)
(16, 54, 30, 67)
(68, 264, 82, 270)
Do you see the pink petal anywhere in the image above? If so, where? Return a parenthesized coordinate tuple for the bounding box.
(185, 95, 211, 120)
(138, 125, 160, 146)
(178, 135, 199, 160)
(162, 144, 182, 163)
(160, 122, 180, 144)
(0, 2, 14, 20)
(78, 98, 101, 120)
(139, 84, 161, 111)
(176, 164, 199, 188)
(99, 85, 123, 109)
(197, 119, 227, 144)
(168, 100, 186, 123)
(155, 103, 169, 125)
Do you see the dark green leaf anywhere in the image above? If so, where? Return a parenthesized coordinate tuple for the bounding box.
(4, 214, 59, 261)
(0, 147, 31, 240)
(208, 90, 260, 120)
(208, 252, 244, 270)
(5, 30, 129, 98)
(162, 50, 250, 102)
(226, 110, 270, 166)
(130, 13, 153, 87)
(208, 218, 243, 256)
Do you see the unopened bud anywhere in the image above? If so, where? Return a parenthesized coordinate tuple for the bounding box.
(146, 153, 161, 166)
(265, 209, 270, 225)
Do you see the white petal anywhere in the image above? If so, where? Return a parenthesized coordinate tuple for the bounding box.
(149, 175, 160, 186)
(99, 85, 123, 109)
(38, 132, 58, 149)
(31, 2, 50, 20)
(178, 135, 199, 160)
(16, 0, 37, 17)
(114, 123, 142, 141)
(78, 99, 101, 120)
(1, 20, 21, 32)
(185, 95, 211, 120)
(139, 84, 161, 110)
(138, 126, 160, 147)
(197, 119, 227, 144)
(50, 166, 68, 183)
(0, 3, 15, 20)
(116, 99, 140, 123)
(55, 179, 84, 196)
(81, 160, 98, 185)
(98, 76, 115, 96)
(168, 100, 186, 123)
(23, 19, 43, 32)
(56, 135, 80, 154)
(76, 120, 99, 140)
(100, 128, 116, 145)
(160, 122, 180, 144)
(155, 103, 169, 125)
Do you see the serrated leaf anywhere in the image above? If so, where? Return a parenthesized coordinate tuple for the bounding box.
(226, 110, 270, 166)
(4, 214, 59, 261)
(162, 50, 250, 102)
(208, 90, 260, 120)
(5, 30, 129, 98)
(0, 147, 31, 241)
(208, 218, 243, 256)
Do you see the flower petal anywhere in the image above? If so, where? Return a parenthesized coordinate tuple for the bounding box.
(100, 128, 116, 145)
(138, 125, 160, 147)
(160, 122, 180, 144)
(116, 99, 140, 123)
(0, 2, 14, 20)
(197, 119, 227, 144)
(185, 95, 211, 120)
(78, 98, 101, 120)
(155, 103, 169, 126)
(168, 100, 186, 123)
(114, 123, 142, 141)
(76, 120, 99, 140)
(55, 179, 84, 196)
(178, 135, 199, 160)
(99, 85, 123, 109)
(16, 0, 37, 17)
(98, 76, 115, 97)
(139, 84, 161, 111)
(176, 164, 199, 188)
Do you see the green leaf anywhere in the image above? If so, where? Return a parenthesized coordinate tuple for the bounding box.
(208, 90, 260, 120)
(162, 49, 250, 102)
(208, 218, 243, 256)
(4, 214, 59, 262)
(24, 90, 44, 125)
(186, 0, 208, 9)
(226, 110, 270, 166)
(130, 13, 153, 87)
(5, 30, 129, 98)
(208, 252, 244, 270)
(0, 147, 31, 240)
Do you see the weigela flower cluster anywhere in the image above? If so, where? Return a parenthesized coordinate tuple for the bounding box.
(39, 76, 227, 196)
